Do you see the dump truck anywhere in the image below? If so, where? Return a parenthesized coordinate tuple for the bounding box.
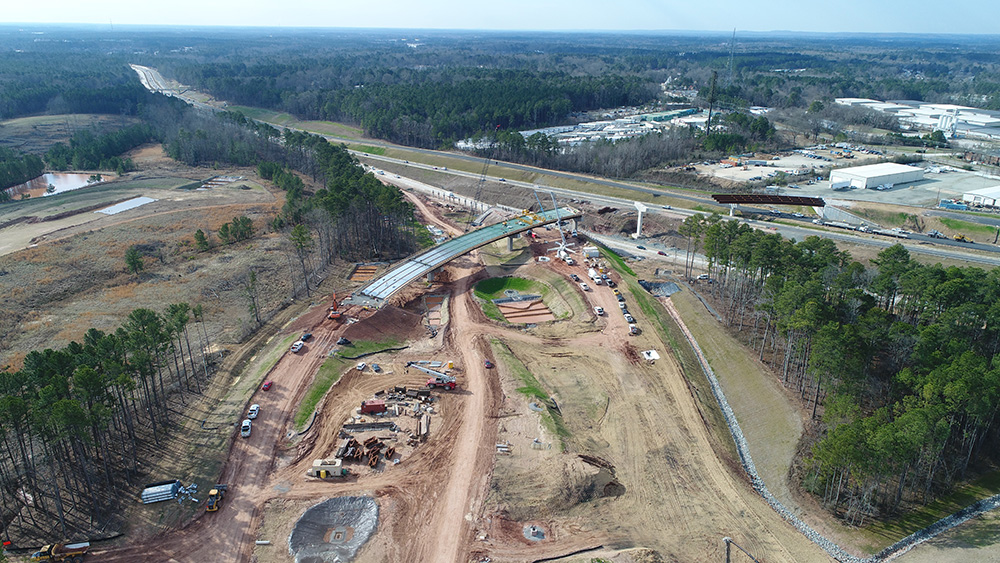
(205, 484, 228, 512)
(306, 458, 350, 479)
(30, 542, 90, 562)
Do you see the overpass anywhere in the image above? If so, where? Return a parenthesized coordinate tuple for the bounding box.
(352, 207, 582, 306)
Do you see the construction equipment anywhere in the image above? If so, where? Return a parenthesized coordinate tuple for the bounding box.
(306, 458, 350, 479)
(206, 484, 228, 512)
(954, 233, 973, 243)
(407, 362, 457, 390)
(328, 293, 342, 320)
(30, 542, 90, 562)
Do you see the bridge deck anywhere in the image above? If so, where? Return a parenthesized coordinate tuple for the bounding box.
(356, 207, 581, 305)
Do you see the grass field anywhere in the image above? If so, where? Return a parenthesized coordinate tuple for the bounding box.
(857, 469, 1000, 552)
(228, 106, 364, 140)
(294, 355, 348, 429)
(939, 217, 999, 237)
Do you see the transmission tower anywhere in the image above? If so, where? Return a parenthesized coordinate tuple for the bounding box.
(706, 71, 718, 137)
(726, 28, 736, 86)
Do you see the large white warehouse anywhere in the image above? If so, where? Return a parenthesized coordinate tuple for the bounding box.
(829, 162, 925, 189)
(963, 185, 1000, 207)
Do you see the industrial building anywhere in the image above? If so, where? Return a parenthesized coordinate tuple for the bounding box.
(835, 98, 1000, 140)
(962, 185, 1000, 208)
(829, 162, 925, 189)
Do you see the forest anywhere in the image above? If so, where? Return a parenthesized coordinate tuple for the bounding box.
(683, 215, 1000, 524)
(0, 304, 214, 543)
(0, 148, 44, 193)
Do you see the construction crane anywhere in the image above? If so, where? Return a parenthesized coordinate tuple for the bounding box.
(406, 362, 457, 390)
(466, 155, 492, 230)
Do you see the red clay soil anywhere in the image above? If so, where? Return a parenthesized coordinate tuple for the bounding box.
(497, 299, 556, 323)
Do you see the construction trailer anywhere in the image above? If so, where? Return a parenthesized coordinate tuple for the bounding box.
(306, 458, 350, 479)
(360, 400, 387, 414)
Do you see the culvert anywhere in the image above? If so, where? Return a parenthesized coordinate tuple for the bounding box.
(288, 496, 378, 563)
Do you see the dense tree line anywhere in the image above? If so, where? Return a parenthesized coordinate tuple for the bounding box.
(0, 303, 215, 544)
(45, 125, 154, 173)
(480, 125, 700, 179)
(688, 216, 1000, 525)
(0, 148, 44, 192)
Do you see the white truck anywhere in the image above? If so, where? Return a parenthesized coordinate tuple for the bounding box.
(587, 268, 602, 284)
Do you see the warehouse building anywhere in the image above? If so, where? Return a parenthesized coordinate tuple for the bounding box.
(829, 162, 925, 190)
(962, 185, 1000, 208)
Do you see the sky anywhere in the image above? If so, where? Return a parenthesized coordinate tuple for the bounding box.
(4, 0, 997, 35)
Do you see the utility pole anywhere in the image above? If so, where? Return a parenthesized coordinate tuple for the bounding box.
(723, 537, 761, 563)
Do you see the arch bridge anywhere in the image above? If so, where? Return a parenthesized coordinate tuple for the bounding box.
(351, 207, 581, 307)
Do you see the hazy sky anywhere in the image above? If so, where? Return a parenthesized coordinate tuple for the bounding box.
(4, 0, 996, 34)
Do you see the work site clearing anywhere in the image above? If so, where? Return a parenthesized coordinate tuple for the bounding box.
(7, 140, 976, 563)
(0, 143, 859, 563)
(66, 178, 838, 563)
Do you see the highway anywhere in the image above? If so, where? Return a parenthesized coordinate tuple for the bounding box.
(129, 64, 1000, 268)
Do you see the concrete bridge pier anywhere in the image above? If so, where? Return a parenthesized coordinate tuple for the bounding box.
(507, 236, 515, 251)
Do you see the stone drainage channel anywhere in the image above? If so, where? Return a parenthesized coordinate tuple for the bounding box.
(663, 298, 1000, 563)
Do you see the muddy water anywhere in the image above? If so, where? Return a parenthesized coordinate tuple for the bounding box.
(6, 173, 114, 198)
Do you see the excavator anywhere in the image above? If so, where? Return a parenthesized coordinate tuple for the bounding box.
(328, 293, 343, 320)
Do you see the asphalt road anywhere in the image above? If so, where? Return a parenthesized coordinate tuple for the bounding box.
(131, 64, 1000, 267)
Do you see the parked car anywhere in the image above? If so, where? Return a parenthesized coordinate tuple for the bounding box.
(657, 250, 667, 256)
(580, 282, 591, 291)
(594, 306, 605, 316)
(484, 359, 494, 369)
(371, 363, 382, 373)
(247, 404, 259, 419)
(617, 294, 626, 302)
(619, 301, 627, 309)
(570, 274, 581, 282)
(697, 274, 710, 280)
(607, 280, 617, 288)
(261, 381, 273, 391)
(624, 314, 635, 323)
(240, 419, 252, 438)
(636, 245, 646, 250)
(300, 332, 312, 341)
(290, 341, 304, 353)
(356, 362, 367, 371)
(337, 337, 351, 345)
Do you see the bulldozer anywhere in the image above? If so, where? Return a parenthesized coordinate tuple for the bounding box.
(954, 233, 973, 243)
(205, 484, 228, 512)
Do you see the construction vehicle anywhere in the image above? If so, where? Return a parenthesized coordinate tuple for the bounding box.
(306, 458, 350, 479)
(954, 233, 973, 243)
(406, 362, 457, 390)
(205, 484, 228, 512)
(328, 293, 342, 320)
(30, 542, 90, 562)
